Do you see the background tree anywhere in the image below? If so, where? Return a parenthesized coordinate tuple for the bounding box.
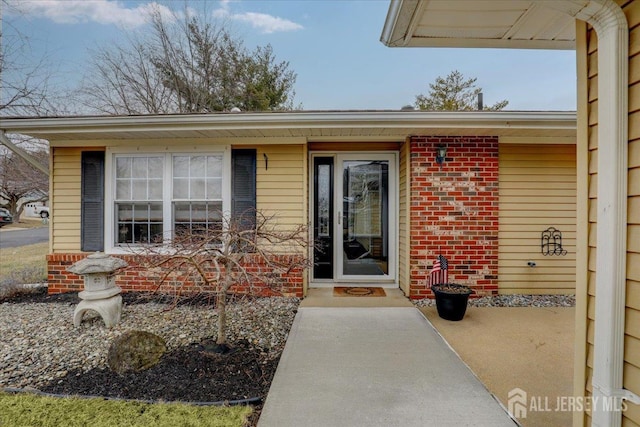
(0, 148, 49, 220)
(415, 70, 508, 111)
(1, 1, 61, 116)
(1, 2, 53, 221)
(80, 6, 297, 114)
(137, 211, 310, 352)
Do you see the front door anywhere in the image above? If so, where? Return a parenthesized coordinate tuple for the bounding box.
(312, 153, 396, 283)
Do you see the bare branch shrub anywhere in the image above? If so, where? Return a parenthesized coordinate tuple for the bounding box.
(132, 210, 310, 349)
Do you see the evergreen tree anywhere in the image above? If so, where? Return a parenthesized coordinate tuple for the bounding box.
(415, 70, 508, 111)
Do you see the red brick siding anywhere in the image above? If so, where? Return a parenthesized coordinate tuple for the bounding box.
(409, 136, 499, 299)
(47, 253, 304, 297)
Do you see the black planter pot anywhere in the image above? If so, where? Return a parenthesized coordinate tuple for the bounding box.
(431, 283, 473, 321)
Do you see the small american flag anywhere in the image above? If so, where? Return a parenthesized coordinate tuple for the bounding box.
(428, 254, 449, 288)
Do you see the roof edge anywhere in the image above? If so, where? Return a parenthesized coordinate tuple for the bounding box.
(0, 111, 577, 135)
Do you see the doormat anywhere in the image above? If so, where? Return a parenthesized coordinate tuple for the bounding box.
(333, 287, 386, 297)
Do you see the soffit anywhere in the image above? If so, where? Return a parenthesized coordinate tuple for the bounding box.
(381, 0, 577, 49)
(0, 111, 576, 143)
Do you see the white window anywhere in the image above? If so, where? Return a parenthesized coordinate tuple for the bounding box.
(172, 155, 224, 236)
(110, 151, 228, 248)
(115, 156, 164, 244)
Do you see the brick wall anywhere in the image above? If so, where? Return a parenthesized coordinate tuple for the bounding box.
(409, 136, 499, 299)
(47, 253, 304, 297)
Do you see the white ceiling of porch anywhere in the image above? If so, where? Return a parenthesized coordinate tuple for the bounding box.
(381, 0, 577, 49)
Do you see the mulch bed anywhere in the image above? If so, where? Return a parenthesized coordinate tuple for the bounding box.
(39, 339, 277, 404)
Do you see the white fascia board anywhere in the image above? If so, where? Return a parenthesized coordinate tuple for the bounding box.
(403, 37, 576, 50)
(380, 0, 421, 47)
(0, 111, 576, 138)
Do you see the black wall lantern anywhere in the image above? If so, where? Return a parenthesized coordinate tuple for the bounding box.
(436, 145, 447, 166)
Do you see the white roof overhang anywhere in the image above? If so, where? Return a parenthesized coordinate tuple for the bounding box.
(381, 0, 577, 50)
(0, 111, 575, 143)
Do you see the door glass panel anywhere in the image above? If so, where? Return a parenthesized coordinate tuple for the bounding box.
(313, 158, 333, 279)
(342, 160, 388, 276)
(317, 166, 330, 237)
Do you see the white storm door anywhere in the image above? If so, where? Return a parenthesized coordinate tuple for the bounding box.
(335, 153, 396, 282)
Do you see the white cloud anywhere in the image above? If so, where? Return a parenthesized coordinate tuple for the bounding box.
(212, 1, 303, 34)
(9, 0, 303, 34)
(231, 12, 303, 34)
(8, 0, 175, 28)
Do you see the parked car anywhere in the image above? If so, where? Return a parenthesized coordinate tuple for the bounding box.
(0, 208, 13, 227)
(34, 206, 49, 218)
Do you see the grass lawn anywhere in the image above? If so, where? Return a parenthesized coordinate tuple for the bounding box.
(3, 217, 48, 230)
(0, 242, 48, 287)
(0, 392, 252, 427)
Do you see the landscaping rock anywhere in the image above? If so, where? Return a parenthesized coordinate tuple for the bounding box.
(107, 330, 167, 375)
(0, 295, 299, 390)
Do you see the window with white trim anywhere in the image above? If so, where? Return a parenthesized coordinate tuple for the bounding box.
(112, 152, 226, 246)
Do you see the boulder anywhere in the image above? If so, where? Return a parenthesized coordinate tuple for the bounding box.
(107, 330, 167, 375)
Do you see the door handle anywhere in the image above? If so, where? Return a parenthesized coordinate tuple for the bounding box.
(338, 212, 341, 225)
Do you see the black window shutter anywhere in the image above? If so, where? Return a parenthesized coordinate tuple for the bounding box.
(231, 149, 256, 230)
(81, 151, 105, 252)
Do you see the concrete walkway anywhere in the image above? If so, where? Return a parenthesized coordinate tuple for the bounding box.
(258, 307, 516, 427)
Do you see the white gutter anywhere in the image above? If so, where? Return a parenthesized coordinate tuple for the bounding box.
(380, 0, 421, 47)
(0, 111, 576, 136)
(545, 0, 640, 425)
(0, 131, 49, 176)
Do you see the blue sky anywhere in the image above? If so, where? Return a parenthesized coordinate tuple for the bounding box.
(5, 0, 577, 112)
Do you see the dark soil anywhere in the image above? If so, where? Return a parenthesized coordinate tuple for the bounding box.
(431, 284, 473, 294)
(5, 288, 283, 426)
(39, 339, 278, 404)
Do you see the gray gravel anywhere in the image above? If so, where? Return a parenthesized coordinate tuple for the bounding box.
(1, 291, 574, 392)
(414, 294, 575, 307)
(0, 297, 299, 390)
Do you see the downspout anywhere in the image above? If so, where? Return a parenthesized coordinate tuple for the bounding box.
(555, 0, 640, 425)
(0, 131, 49, 176)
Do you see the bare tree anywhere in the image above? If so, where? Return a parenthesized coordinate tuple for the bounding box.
(79, 35, 177, 115)
(0, 148, 48, 220)
(415, 70, 508, 111)
(1, 2, 57, 215)
(1, 1, 59, 116)
(135, 211, 310, 352)
(80, 5, 298, 114)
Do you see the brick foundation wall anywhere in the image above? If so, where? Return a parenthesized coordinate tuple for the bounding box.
(409, 136, 499, 299)
(47, 253, 304, 297)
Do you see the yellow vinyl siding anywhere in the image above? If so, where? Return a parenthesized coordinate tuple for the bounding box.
(255, 144, 307, 254)
(580, 2, 640, 424)
(398, 139, 409, 294)
(498, 144, 577, 294)
(51, 147, 83, 253)
(584, 22, 599, 424)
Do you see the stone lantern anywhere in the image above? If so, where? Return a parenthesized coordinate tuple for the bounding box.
(67, 252, 128, 328)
